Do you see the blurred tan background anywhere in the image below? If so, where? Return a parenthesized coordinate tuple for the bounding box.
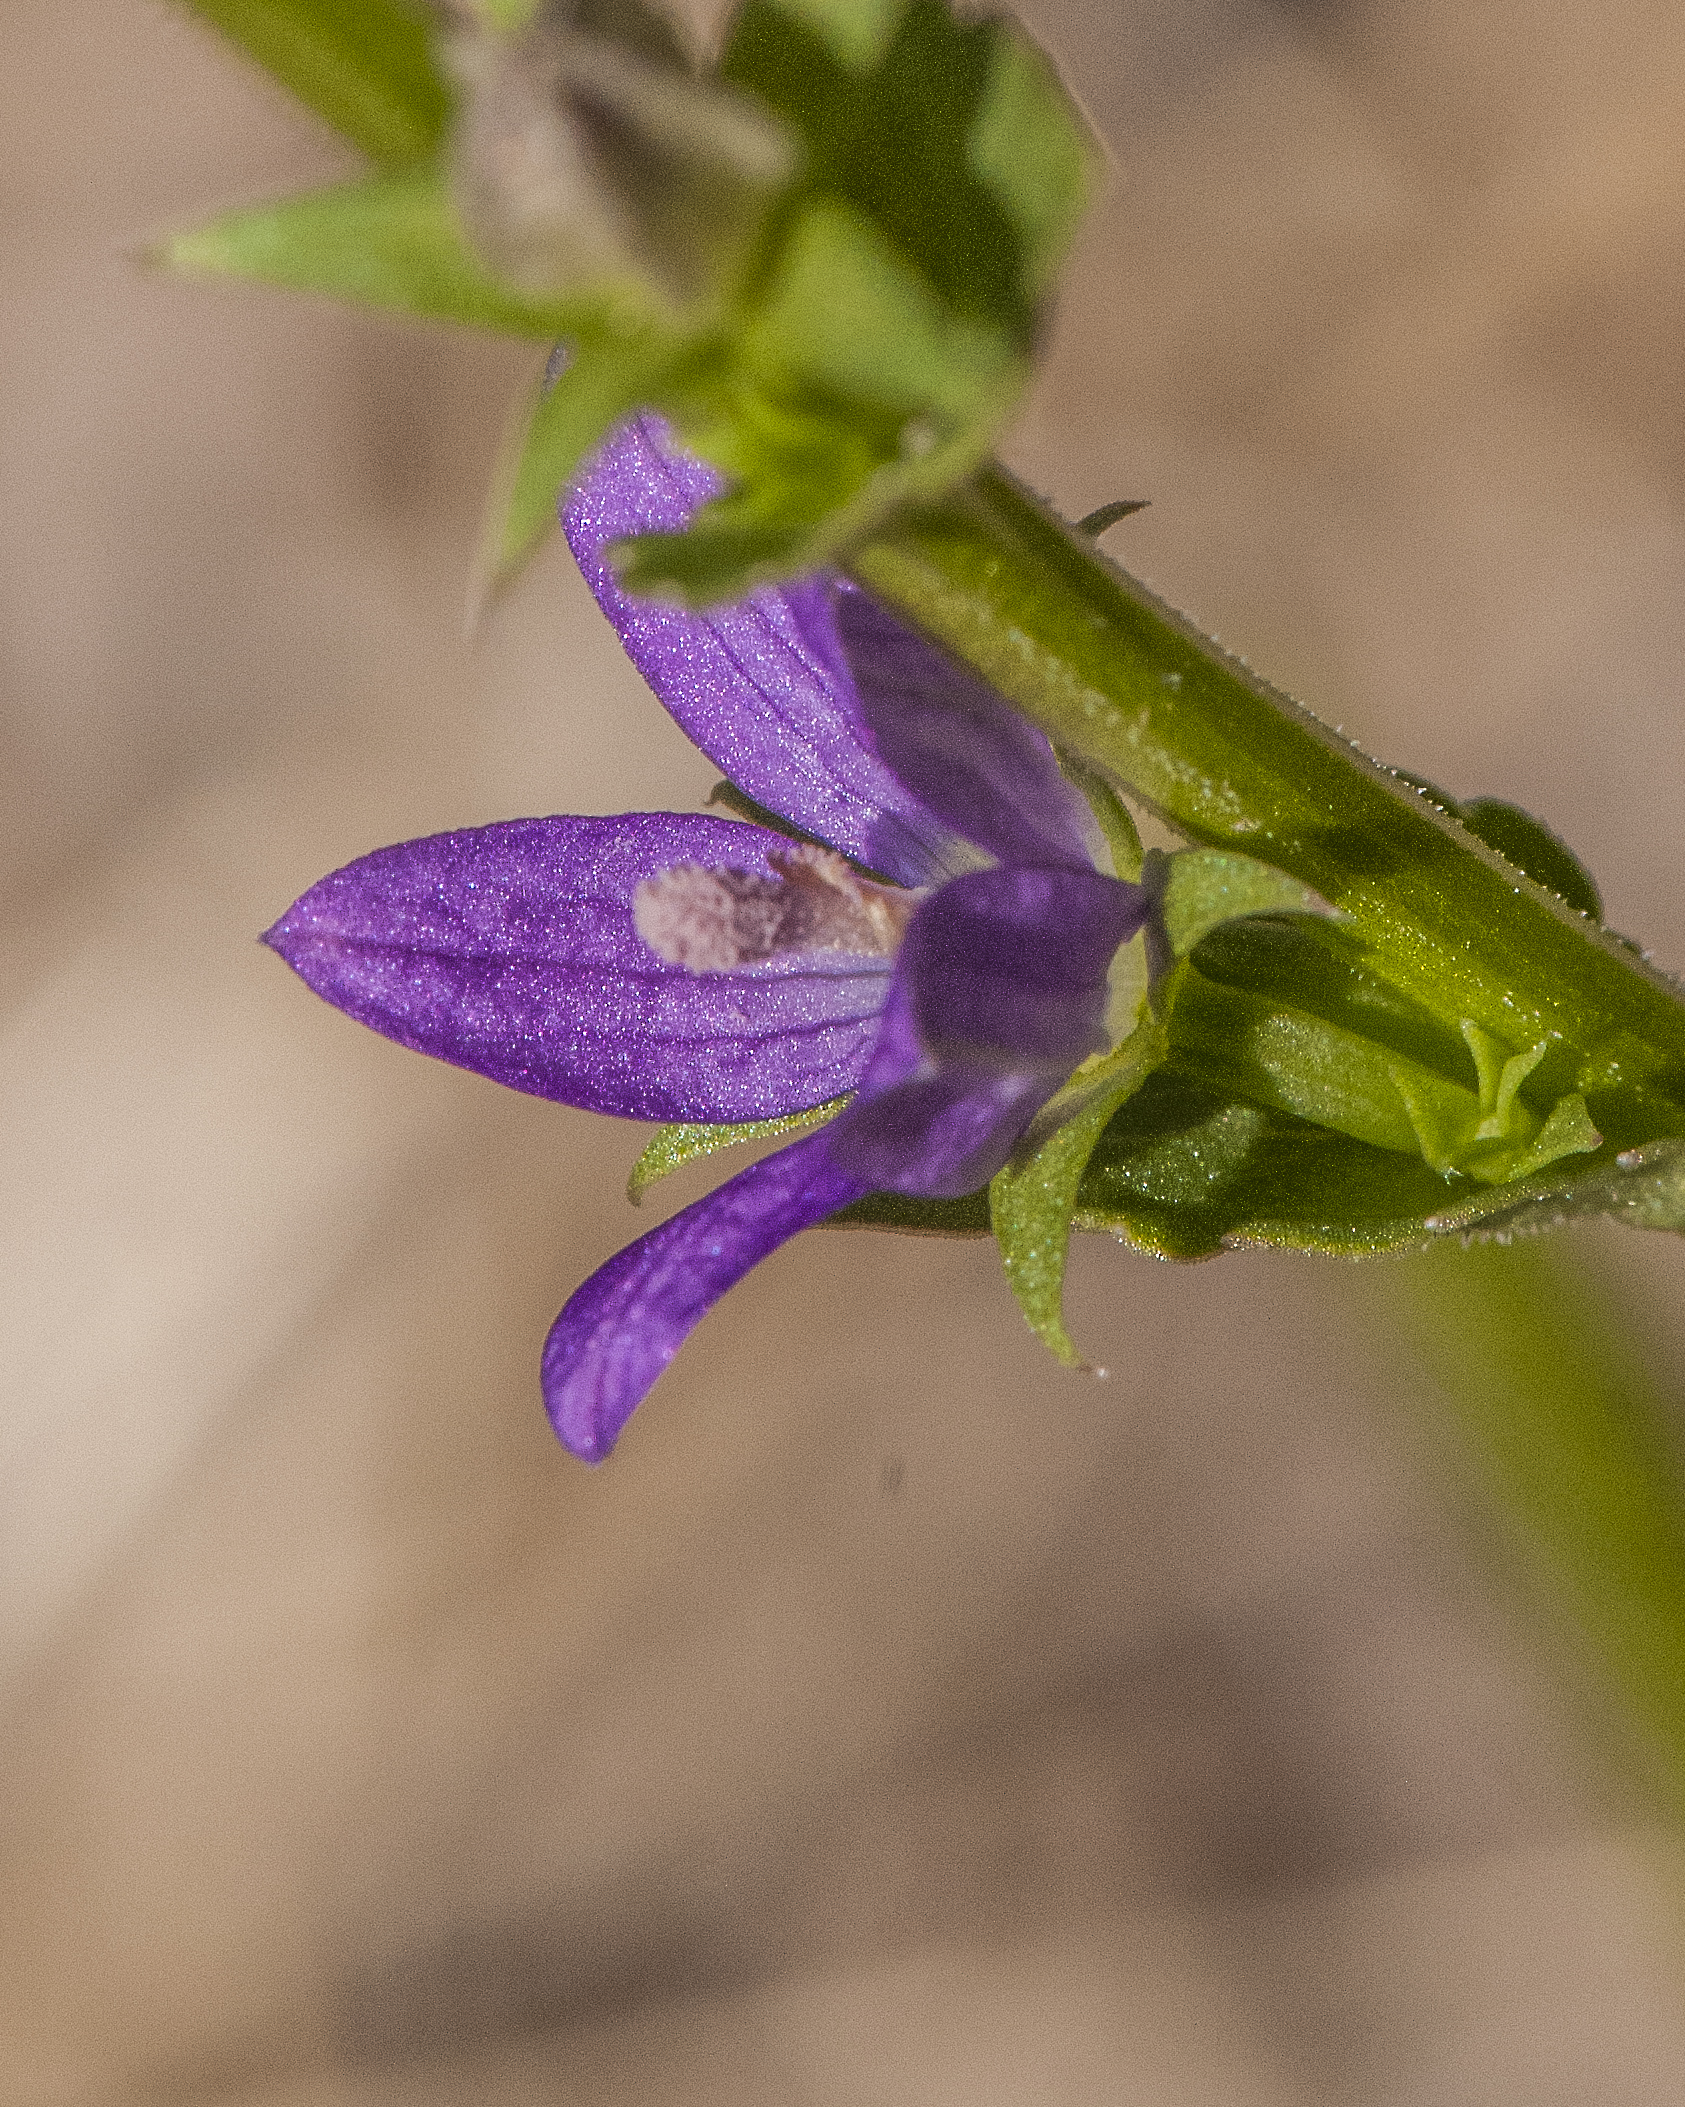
(7, 0, 1685, 2099)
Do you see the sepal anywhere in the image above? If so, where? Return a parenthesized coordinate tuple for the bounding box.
(627, 1099, 844, 1201)
(990, 1017, 1167, 1364)
(1145, 846, 1336, 987)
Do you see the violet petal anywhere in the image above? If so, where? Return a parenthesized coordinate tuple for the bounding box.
(264, 813, 889, 1122)
(837, 592, 1102, 872)
(826, 866, 1149, 1196)
(563, 416, 958, 886)
(543, 1129, 868, 1461)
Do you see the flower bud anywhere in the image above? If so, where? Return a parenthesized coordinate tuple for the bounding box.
(446, 0, 796, 307)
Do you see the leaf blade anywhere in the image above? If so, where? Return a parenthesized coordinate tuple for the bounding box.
(177, 0, 450, 165)
(158, 166, 624, 337)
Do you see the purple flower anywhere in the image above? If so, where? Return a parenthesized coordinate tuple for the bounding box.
(266, 418, 1149, 1461)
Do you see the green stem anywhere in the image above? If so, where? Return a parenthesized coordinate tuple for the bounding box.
(850, 465, 1685, 1152)
(1375, 1239, 1685, 1817)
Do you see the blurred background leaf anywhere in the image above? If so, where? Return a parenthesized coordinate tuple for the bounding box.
(178, 0, 450, 163)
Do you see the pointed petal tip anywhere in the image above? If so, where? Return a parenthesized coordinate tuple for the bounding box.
(540, 1129, 866, 1463)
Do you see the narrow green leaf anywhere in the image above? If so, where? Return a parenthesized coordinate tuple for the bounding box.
(829, 1188, 992, 1234)
(158, 166, 624, 337)
(476, 325, 683, 597)
(178, 0, 449, 165)
(1416, 1133, 1684, 1239)
(627, 1099, 845, 1203)
(990, 1020, 1167, 1364)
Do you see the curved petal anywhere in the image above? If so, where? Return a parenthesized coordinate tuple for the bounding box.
(837, 592, 1099, 871)
(827, 866, 1149, 1196)
(264, 813, 889, 1122)
(900, 865, 1147, 1065)
(562, 416, 958, 886)
(543, 1129, 868, 1461)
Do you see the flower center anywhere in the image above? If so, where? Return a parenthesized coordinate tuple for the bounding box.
(635, 843, 917, 971)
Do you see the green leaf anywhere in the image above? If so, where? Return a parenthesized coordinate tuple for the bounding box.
(599, 0, 1096, 599)
(1068, 1069, 1475, 1259)
(990, 1019, 1167, 1364)
(966, 21, 1096, 299)
(1459, 796, 1603, 922)
(1171, 965, 1600, 1184)
(766, 0, 905, 71)
(626, 1100, 845, 1202)
(1153, 847, 1336, 963)
(476, 325, 683, 595)
(1070, 1055, 1641, 1260)
(158, 165, 628, 337)
(178, 0, 449, 165)
(1417, 1136, 1685, 1239)
(745, 199, 1019, 421)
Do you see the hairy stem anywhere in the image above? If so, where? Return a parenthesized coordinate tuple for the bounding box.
(850, 465, 1685, 1153)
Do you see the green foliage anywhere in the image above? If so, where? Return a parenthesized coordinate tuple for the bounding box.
(851, 467, 1685, 1195)
(1459, 796, 1603, 921)
(169, 0, 1685, 1299)
(177, 0, 449, 165)
(830, 1188, 992, 1233)
(158, 166, 630, 337)
(606, 0, 1099, 597)
(166, 0, 1098, 600)
(1075, 1069, 1468, 1258)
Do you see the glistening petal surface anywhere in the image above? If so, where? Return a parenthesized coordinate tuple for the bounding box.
(827, 866, 1150, 1196)
(837, 592, 1099, 871)
(544, 1129, 868, 1461)
(563, 416, 958, 885)
(264, 813, 888, 1122)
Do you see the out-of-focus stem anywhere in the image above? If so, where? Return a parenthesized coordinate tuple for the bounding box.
(1376, 1237, 1685, 1815)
